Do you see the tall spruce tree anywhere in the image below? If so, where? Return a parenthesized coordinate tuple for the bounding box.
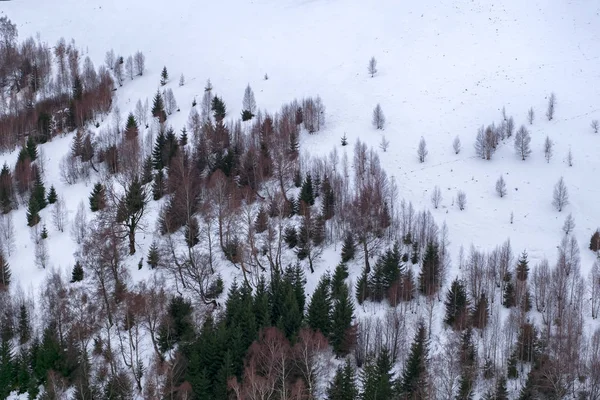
(360, 348, 395, 400)
(46, 185, 57, 204)
(71, 261, 84, 282)
(160, 66, 168, 86)
(26, 197, 41, 227)
(152, 169, 165, 200)
(341, 233, 356, 263)
(331, 283, 355, 356)
(331, 262, 349, 300)
(299, 173, 315, 207)
(516, 251, 529, 281)
(0, 163, 14, 213)
(31, 172, 47, 210)
(419, 242, 441, 296)
(471, 293, 489, 329)
(211, 96, 226, 121)
(89, 183, 106, 212)
(502, 272, 516, 308)
(0, 336, 14, 399)
(124, 113, 139, 141)
(444, 278, 470, 330)
(151, 90, 167, 122)
(397, 322, 429, 399)
(307, 274, 332, 337)
(327, 359, 359, 400)
(26, 136, 37, 161)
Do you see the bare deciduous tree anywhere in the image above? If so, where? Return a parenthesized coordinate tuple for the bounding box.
(457, 190, 467, 211)
(113, 56, 124, 86)
(552, 177, 569, 212)
(506, 116, 515, 138)
(567, 148, 573, 167)
(592, 120, 599, 134)
(546, 92, 556, 121)
(562, 213, 575, 235)
(544, 136, 553, 163)
(368, 56, 378, 77)
(527, 107, 535, 125)
(0, 213, 15, 257)
(453, 135, 461, 154)
(179, 73, 185, 87)
(495, 175, 507, 198)
(52, 195, 68, 232)
(125, 55, 134, 80)
(590, 260, 600, 319)
(105, 49, 115, 70)
(417, 137, 428, 163)
(242, 84, 257, 115)
(431, 186, 442, 209)
(379, 135, 389, 152)
(133, 51, 145, 76)
(71, 200, 88, 245)
(372, 103, 385, 130)
(514, 125, 531, 160)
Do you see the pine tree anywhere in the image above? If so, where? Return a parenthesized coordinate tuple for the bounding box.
(307, 274, 332, 337)
(151, 90, 167, 123)
(141, 156, 153, 185)
(0, 163, 14, 213)
(502, 272, 516, 308)
(327, 359, 359, 400)
(146, 242, 160, 269)
(471, 293, 489, 329)
(124, 113, 138, 141)
(179, 127, 188, 147)
(160, 66, 168, 86)
(211, 96, 226, 122)
(284, 225, 298, 248)
(26, 136, 37, 161)
(397, 322, 429, 399)
(0, 253, 11, 290)
(184, 217, 200, 248)
(331, 263, 349, 300)
(516, 251, 529, 281)
(331, 284, 355, 356)
(46, 185, 57, 204)
(341, 232, 356, 263)
(341, 133, 348, 146)
(71, 261, 84, 282)
(355, 267, 369, 305)
(31, 172, 47, 210)
(0, 336, 14, 399)
(419, 242, 440, 296)
(151, 128, 166, 170)
(254, 206, 268, 233)
(253, 276, 271, 330)
(152, 169, 165, 200)
(456, 328, 476, 400)
(40, 224, 48, 239)
(299, 173, 315, 207)
(89, 182, 106, 212)
(590, 230, 600, 252)
(444, 278, 470, 330)
(360, 348, 394, 400)
(26, 197, 41, 227)
(18, 304, 31, 345)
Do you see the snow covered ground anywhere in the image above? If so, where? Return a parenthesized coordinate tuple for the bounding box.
(1, 0, 600, 397)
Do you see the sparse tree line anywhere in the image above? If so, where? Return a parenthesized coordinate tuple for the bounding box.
(0, 16, 116, 152)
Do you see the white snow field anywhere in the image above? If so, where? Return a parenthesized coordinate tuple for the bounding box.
(1, 0, 600, 397)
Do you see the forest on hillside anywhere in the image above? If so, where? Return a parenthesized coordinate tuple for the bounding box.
(1, 13, 600, 400)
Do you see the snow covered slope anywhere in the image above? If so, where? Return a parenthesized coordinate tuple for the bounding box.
(2, 0, 599, 288)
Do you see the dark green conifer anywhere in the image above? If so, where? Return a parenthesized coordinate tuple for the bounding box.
(284, 225, 298, 248)
(46, 185, 57, 204)
(160, 66, 168, 86)
(0, 163, 14, 213)
(331, 263, 349, 300)
(341, 232, 355, 263)
(26, 136, 38, 161)
(307, 274, 332, 337)
(40, 225, 48, 239)
(71, 261, 84, 282)
(26, 197, 40, 227)
(321, 175, 335, 220)
(360, 348, 394, 400)
(89, 183, 106, 212)
(141, 156, 153, 184)
(151, 90, 167, 122)
(146, 242, 160, 269)
(444, 278, 470, 330)
(211, 96, 227, 121)
(327, 359, 359, 400)
(254, 206, 268, 233)
(471, 292, 489, 329)
(507, 350, 518, 379)
(124, 113, 138, 141)
(397, 322, 429, 399)
(516, 251, 529, 281)
(419, 242, 440, 296)
(31, 172, 46, 210)
(299, 173, 315, 206)
(18, 304, 31, 345)
(152, 169, 165, 200)
(331, 284, 355, 356)
(0, 336, 14, 399)
(502, 272, 516, 308)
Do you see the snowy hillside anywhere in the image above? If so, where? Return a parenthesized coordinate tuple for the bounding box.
(1, 0, 600, 398)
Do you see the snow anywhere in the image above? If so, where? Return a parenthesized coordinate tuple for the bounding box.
(1, 0, 600, 397)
